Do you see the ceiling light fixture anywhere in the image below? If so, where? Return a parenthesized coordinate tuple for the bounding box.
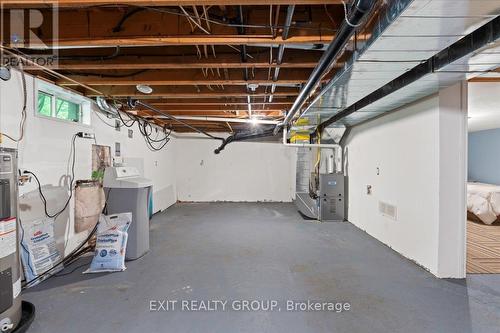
(0, 66, 11, 81)
(247, 83, 259, 92)
(136, 84, 153, 94)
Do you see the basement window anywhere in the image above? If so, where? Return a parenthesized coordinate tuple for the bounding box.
(35, 80, 91, 125)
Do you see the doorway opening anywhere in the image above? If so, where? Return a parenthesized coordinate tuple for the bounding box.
(466, 81, 500, 274)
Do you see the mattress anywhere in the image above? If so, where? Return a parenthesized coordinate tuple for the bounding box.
(467, 182, 500, 224)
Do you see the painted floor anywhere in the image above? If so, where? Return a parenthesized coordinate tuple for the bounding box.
(24, 203, 500, 333)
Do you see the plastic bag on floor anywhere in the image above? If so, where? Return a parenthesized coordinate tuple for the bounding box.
(20, 217, 63, 286)
(84, 213, 132, 273)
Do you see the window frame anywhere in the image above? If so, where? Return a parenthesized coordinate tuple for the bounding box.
(34, 80, 91, 127)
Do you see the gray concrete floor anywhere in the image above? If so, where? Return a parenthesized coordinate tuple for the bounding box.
(24, 203, 500, 333)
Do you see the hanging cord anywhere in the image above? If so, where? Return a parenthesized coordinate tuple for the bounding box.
(341, 0, 364, 28)
(24, 134, 78, 220)
(0, 63, 27, 142)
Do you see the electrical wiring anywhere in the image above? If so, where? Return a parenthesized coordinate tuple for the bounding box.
(53, 258, 94, 277)
(60, 69, 149, 78)
(22, 223, 98, 289)
(92, 108, 122, 129)
(22, 218, 98, 288)
(115, 107, 137, 128)
(24, 134, 77, 220)
(18, 219, 36, 278)
(131, 5, 340, 33)
(0, 63, 27, 142)
(136, 119, 171, 151)
(341, 0, 363, 28)
(3, 46, 172, 152)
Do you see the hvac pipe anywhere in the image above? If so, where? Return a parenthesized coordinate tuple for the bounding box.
(214, 128, 276, 154)
(273, 0, 375, 135)
(129, 99, 225, 141)
(319, 15, 500, 130)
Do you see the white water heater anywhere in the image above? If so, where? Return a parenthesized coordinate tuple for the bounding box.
(0, 148, 22, 332)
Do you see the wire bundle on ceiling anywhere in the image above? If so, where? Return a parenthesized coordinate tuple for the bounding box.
(113, 102, 172, 151)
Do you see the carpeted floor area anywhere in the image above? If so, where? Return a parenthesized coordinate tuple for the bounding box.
(467, 219, 500, 273)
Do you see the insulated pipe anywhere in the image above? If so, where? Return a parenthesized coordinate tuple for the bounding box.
(214, 129, 276, 154)
(129, 99, 224, 141)
(274, 0, 375, 135)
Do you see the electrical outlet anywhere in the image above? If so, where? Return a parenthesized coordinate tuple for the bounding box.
(77, 132, 95, 139)
(366, 185, 372, 195)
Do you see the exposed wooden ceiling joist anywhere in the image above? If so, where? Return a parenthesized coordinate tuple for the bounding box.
(21, 35, 334, 48)
(81, 85, 298, 96)
(56, 68, 326, 86)
(147, 100, 293, 106)
(2, 3, 355, 133)
(27, 53, 322, 70)
(2, 0, 343, 7)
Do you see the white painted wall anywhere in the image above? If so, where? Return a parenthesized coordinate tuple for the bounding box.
(0, 70, 177, 253)
(344, 83, 467, 278)
(175, 137, 296, 202)
(468, 82, 500, 132)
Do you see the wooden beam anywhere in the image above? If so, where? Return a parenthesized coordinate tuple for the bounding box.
(56, 68, 320, 86)
(85, 85, 299, 98)
(148, 100, 293, 106)
(29, 53, 322, 70)
(22, 34, 335, 48)
(136, 110, 284, 116)
(2, 0, 343, 7)
(468, 77, 500, 83)
(2, 5, 345, 50)
(135, 104, 285, 112)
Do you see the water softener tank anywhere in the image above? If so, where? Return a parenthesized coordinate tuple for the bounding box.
(0, 148, 22, 332)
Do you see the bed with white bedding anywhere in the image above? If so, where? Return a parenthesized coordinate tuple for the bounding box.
(467, 182, 500, 224)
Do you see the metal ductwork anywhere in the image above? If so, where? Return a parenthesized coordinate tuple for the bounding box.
(274, 0, 376, 135)
(320, 15, 500, 129)
(295, 0, 500, 132)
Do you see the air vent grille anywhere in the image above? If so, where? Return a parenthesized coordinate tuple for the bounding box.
(379, 201, 397, 220)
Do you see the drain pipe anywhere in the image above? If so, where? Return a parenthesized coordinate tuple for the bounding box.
(273, 0, 375, 135)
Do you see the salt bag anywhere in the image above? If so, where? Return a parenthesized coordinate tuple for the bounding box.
(20, 217, 63, 286)
(84, 213, 132, 273)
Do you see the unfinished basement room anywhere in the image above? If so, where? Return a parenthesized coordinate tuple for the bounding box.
(0, 0, 499, 332)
